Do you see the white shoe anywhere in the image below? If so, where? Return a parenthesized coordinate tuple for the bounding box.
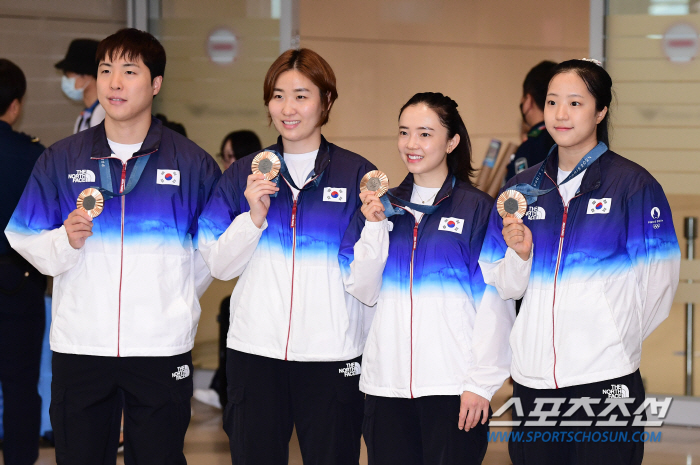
(193, 388, 222, 409)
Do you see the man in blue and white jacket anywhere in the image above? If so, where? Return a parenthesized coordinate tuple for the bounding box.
(5, 29, 219, 465)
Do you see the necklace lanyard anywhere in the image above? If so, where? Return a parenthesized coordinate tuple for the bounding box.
(267, 149, 323, 198)
(510, 142, 608, 205)
(380, 176, 456, 218)
(95, 154, 151, 200)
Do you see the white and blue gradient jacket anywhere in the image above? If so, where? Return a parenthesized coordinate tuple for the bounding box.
(339, 174, 515, 400)
(198, 137, 377, 362)
(6, 118, 220, 357)
(479, 148, 680, 390)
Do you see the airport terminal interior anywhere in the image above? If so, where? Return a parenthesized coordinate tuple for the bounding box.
(1, 0, 700, 463)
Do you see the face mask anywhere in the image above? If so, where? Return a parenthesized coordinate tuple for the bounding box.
(61, 75, 85, 102)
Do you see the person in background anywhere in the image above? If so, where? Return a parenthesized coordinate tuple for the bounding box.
(505, 60, 557, 181)
(55, 38, 106, 134)
(0, 58, 47, 465)
(194, 129, 262, 410)
(219, 129, 262, 171)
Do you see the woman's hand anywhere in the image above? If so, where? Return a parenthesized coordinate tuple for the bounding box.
(244, 173, 279, 228)
(360, 191, 386, 222)
(458, 391, 489, 432)
(502, 216, 532, 261)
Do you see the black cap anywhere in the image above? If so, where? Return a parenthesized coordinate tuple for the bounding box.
(55, 39, 99, 77)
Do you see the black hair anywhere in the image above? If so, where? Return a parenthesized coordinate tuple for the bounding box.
(155, 113, 187, 137)
(0, 59, 26, 116)
(398, 92, 474, 185)
(523, 61, 558, 111)
(96, 28, 166, 82)
(549, 59, 613, 146)
(220, 130, 262, 161)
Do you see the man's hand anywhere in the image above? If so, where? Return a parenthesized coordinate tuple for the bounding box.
(502, 216, 532, 261)
(244, 173, 279, 228)
(458, 391, 489, 432)
(64, 209, 94, 249)
(360, 191, 386, 222)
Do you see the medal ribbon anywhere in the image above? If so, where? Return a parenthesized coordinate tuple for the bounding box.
(380, 177, 456, 218)
(266, 150, 323, 198)
(510, 142, 607, 205)
(95, 154, 151, 200)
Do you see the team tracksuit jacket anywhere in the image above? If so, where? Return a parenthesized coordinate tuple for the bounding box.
(478, 147, 680, 389)
(5, 117, 220, 357)
(339, 173, 515, 400)
(198, 136, 377, 362)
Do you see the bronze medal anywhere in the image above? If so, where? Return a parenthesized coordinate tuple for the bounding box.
(360, 170, 389, 197)
(76, 188, 104, 218)
(251, 151, 281, 181)
(496, 189, 527, 219)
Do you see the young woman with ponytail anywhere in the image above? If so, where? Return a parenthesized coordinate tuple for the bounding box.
(339, 92, 515, 464)
(479, 59, 680, 464)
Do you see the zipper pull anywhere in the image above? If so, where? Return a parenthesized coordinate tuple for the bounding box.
(290, 199, 297, 228)
(412, 222, 418, 250)
(120, 162, 127, 194)
(561, 206, 568, 238)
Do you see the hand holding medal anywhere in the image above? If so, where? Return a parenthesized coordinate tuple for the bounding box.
(498, 189, 532, 260)
(246, 151, 281, 228)
(65, 188, 103, 250)
(360, 170, 389, 222)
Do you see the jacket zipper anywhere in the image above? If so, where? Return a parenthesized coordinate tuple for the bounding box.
(117, 162, 126, 357)
(398, 194, 449, 398)
(283, 175, 320, 360)
(546, 173, 583, 388)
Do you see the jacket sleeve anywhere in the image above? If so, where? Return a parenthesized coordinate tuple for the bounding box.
(626, 180, 681, 340)
(461, 204, 516, 401)
(5, 148, 83, 276)
(478, 200, 533, 300)
(192, 154, 222, 297)
(197, 161, 266, 281)
(338, 209, 389, 307)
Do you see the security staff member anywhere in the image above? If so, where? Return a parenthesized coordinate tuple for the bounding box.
(55, 38, 105, 133)
(505, 61, 557, 181)
(0, 58, 47, 465)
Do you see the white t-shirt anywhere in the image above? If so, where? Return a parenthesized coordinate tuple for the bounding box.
(557, 168, 586, 205)
(408, 184, 441, 223)
(108, 139, 143, 164)
(284, 150, 318, 197)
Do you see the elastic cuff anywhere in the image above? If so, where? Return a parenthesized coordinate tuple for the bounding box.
(54, 225, 83, 256)
(363, 218, 389, 230)
(461, 384, 493, 401)
(242, 211, 268, 232)
(505, 244, 533, 266)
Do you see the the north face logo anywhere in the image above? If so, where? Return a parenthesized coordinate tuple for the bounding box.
(172, 365, 190, 380)
(602, 384, 629, 398)
(68, 169, 96, 183)
(339, 362, 361, 377)
(525, 206, 546, 220)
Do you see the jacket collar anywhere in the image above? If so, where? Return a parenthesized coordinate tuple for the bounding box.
(544, 145, 604, 196)
(0, 120, 11, 133)
(91, 116, 163, 160)
(391, 170, 455, 204)
(272, 135, 332, 177)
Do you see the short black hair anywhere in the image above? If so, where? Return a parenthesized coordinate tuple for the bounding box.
(220, 130, 262, 161)
(0, 59, 26, 116)
(96, 28, 166, 82)
(523, 60, 558, 111)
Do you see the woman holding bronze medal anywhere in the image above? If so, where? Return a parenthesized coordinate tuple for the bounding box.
(198, 49, 376, 465)
(479, 60, 680, 465)
(339, 93, 515, 464)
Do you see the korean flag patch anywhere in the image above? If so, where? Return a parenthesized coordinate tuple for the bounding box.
(439, 217, 464, 234)
(157, 169, 180, 186)
(323, 187, 346, 202)
(587, 198, 611, 214)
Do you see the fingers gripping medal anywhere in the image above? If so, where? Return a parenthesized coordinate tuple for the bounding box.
(360, 170, 390, 197)
(497, 190, 527, 219)
(251, 151, 281, 181)
(76, 188, 104, 218)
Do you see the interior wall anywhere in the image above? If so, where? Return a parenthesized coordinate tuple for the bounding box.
(299, 0, 590, 186)
(0, 0, 126, 146)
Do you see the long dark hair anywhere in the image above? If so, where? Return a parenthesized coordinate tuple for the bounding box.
(549, 59, 613, 147)
(398, 92, 474, 184)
